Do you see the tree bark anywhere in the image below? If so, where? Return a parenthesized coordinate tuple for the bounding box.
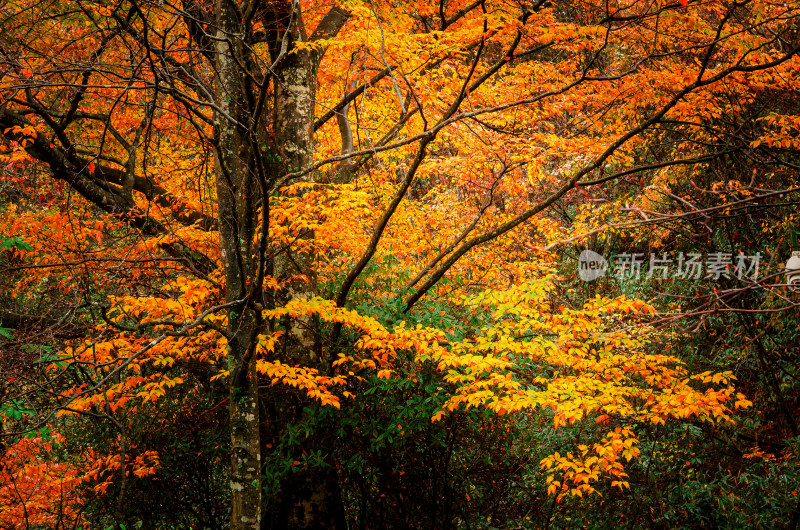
(210, 1, 351, 526)
(214, 0, 261, 527)
(266, 5, 349, 529)
(276, 467, 348, 530)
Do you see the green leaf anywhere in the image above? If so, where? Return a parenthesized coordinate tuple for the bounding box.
(0, 237, 33, 252)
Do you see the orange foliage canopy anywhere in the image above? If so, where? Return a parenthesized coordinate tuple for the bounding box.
(0, 0, 797, 524)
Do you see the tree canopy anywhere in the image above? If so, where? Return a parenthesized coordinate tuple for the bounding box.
(1, 0, 800, 528)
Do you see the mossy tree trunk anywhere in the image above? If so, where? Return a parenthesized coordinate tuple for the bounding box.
(210, 1, 350, 528)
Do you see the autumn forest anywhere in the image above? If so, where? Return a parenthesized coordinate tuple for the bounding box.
(1, 0, 799, 527)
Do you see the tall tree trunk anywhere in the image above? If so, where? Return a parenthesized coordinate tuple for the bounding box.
(210, 1, 351, 526)
(273, 27, 319, 358)
(267, 8, 348, 529)
(215, 0, 261, 527)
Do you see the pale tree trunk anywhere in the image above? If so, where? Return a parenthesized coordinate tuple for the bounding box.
(267, 6, 349, 529)
(210, 0, 350, 526)
(214, 0, 261, 528)
(273, 21, 319, 357)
